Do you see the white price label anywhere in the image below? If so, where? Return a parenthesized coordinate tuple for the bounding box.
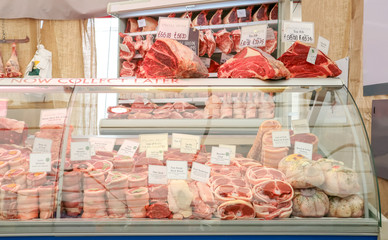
(317, 36, 330, 55)
(29, 153, 52, 173)
(219, 144, 236, 159)
(237, 9, 247, 18)
(240, 24, 268, 47)
(210, 147, 232, 165)
(306, 47, 318, 64)
(70, 142, 91, 161)
(167, 160, 188, 180)
(172, 133, 201, 149)
(294, 141, 313, 160)
(272, 131, 291, 147)
(157, 17, 190, 40)
(40, 108, 67, 126)
(148, 165, 168, 184)
(139, 133, 168, 152)
(282, 21, 314, 43)
(190, 162, 211, 183)
(119, 43, 130, 53)
(200, 57, 211, 68)
(220, 53, 233, 64)
(180, 139, 198, 154)
(117, 140, 139, 157)
(146, 148, 164, 160)
(33, 138, 53, 153)
(266, 28, 275, 40)
(89, 137, 116, 152)
(292, 119, 310, 134)
(138, 19, 146, 28)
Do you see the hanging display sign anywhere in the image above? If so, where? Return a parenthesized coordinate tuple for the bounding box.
(240, 24, 268, 48)
(157, 17, 190, 41)
(282, 21, 314, 43)
(40, 108, 67, 126)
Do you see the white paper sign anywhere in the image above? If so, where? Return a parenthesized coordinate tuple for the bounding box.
(167, 160, 188, 180)
(33, 138, 52, 153)
(157, 17, 190, 40)
(219, 144, 236, 159)
(237, 9, 247, 18)
(89, 137, 116, 152)
(70, 142, 91, 161)
(139, 133, 168, 152)
(146, 148, 164, 160)
(282, 21, 314, 43)
(29, 153, 51, 172)
(119, 43, 130, 53)
(200, 57, 211, 68)
(266, 28, 275, 40)
(306, 47, 318, 64)
(240, 24, 268, 47)
(138, 19, 146, 28)
(294, 141, 313, 160)
(40, 108, 67, 126)
(220, 53, 233, 64)
(180, 139, 198, 154)
(211, 147, 231, 165)
(292, 119, 310, 134)
(272, 131, 291, 147)
(317, 36, 330, 55)
(117, 140, 139, 157)
(171, 133, 201, 149)
(190, 162, 211, 183)
(148, 165, 168, 184)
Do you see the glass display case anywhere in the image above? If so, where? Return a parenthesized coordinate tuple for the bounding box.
(0, 78, 380, 238)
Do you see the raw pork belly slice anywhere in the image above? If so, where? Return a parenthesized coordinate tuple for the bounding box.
(199, 31, 207, 56)
(138, 38, 208, 78)
(278, 41, 342, 78)
(269, 3, 278, 20)
(6, 43, 22, 78)
(119, 33, 136, 62)
(82, 189, 107, 218)
(253, 4, 269, 21)
(223, 7, 238, 24)
(0, 118, 28, 145)
(126, 187, 149, 218)
(38, 182, 57, 219)
(0, 183, 20, 219)
(138, 17, 158, 32)
(167, 180, 193, 219)
(204, 30, 216, 57)
(259, 29, 278, 55)
(125, 18, 139, 33)
(215, 29, 233, 54)
(245, 166, 286, 186)
(217, 200, 255, 220)
(146, 200, 172, 219)
(238, 6, 253, 23)
(209, 9, 223, 25)
(120, 60, 137, 77)
(231, 29, 241, 53)
(247, 119, 282, 161)
(17, 188, 39, 220)
(218, 47, 291, 80)
(0, 51, 5, 77)
(192, 10, 209, 26)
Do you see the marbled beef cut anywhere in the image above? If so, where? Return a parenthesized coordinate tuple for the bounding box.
(209, 9, 223, 25)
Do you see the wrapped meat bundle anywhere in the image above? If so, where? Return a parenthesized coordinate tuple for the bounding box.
(105, 171, 128, 218)
(0, 183, 20, 219)
(128, 173, 148, 188)
(27, 172, 47, 188)
(328, 195, 364, 218)
(1, 149, 22, 161)
(93, 160, 113, 176)
(83, 170, 106, 190)
(278, 154, 325, 189)
(126, 187, 149, 218)
(292, 188, 329, 217)
(113, 155, 134, 173)
(317, 158, 361, 197)
(62, 169, 82, 217)
(3, 168, 26, 189)
(38, 181, 57, 219)
(167, 180, 193, 219)
(17, 188, 39, 220)
(8, 155, 28, 171)
(82, 189, 107, 218)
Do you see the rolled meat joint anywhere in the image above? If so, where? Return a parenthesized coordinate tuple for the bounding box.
(8, 155, 27, 171)
(220, 93, 233, 119)
(0, 161, 9, 176)
(82, 189, 108, 218)
(126, 187, 149, 218)
(27, 172, 47, 188)
(83, 170, 106, 190)
(17, 188, 39, 220)
(128, 173, 148, 188)
(125, 18, 139, 33)
(93, 160, 113, 176)
(113, 155, 134, 173)
(328, 195, 364, 218)
(290, 133, 319, 153)
(261, 130, 289, 168)
(0, 183, 20, 219)
(105, 171, 128, 218)
(62, 170, 82, 217)
(217, 200, 255, 220)
(278, 154, 325, 189)
(38, 182, 57, 219)
(292, 188, 329, 218)
(3, 168, 26, 189)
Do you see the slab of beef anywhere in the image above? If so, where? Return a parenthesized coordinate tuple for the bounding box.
(259, 29, 277, 55)
(218, 47, 291, 80)
(223, 7, 238, 24)
(120, 60, 136, 77)
(192, 10, 208, 26)
(253, 4, 269, 21)
(146, 200, 172, 219)
(209, 9, 223, 25)
(138, 38, 208, 78)
(278, 41, 342, 78)
(119, 33, 136, 62)
(6, 43, 22, 78)
(204, 30, 216, 57)
(126, 187, 149, 218)
(0, 118, 28, 145)
(208, 59, 220, 73)
(269, 3, 278, 20)
(215, 29, 233, 54)
(17, 188, 39, 220)
(125, 18, 139, 33)
(292, 188, 329, 217)
(217, 200, 255, 220)
(239, 6, 253, 23)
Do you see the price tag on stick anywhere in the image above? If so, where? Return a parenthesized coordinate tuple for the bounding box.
(33, 138, 53, 153)
(29, 153, 52, 173)
(167, 160, 188, 180)
(317, 36, 330, 55)
(210, 147, 232, 165)
(157, 17, 190, 40)
(282, 21, 314, 43)
(306, 47, 318, 64)
(240, 24, 268, 48)
(272, 131, 291, 148)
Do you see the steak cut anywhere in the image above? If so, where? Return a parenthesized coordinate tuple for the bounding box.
(120, 60, 136, 77)
(231, 29, 241, 52)
(217, 200, 255, 220)
(199, 31, 207, 56)
(278, 41, 342, 78)
(223, 7, 238, 24)
(218, 47, 291, 80)
(269, 3, 278, 20)
(119, 33, 135, 62)
(209, 9, 223, 25)
(138, 38, 208, 78)
(253, 4, 269, 21)
(215, 29, 233, 54)
(192, 10, 208, 26)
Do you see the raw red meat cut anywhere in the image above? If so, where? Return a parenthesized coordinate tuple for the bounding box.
(269, 3, 278, 20)
(0, 51, 5, 78)
(245, 166, 286, 186)
(278, 41, 342, 78)
(105, 171, 128, 218)
(210, 176, 248, 192)
(209, 9, 223, 25)
(223, 7, 238, 24)
(215, 29, 233, 54)
(231, 29, 241, 52)
(138, 38, 208, 78)
(128, 173, 148, 188)
(253, 4, 269, 21)
(213, 185, 252, 204)
(125, 18, 139, 33)
(239, 6, 253, 23)
(199, 31, 207, 57)
(217, 200, 255, 220)
(146, 201, 172, 219)
(6, 43, 22, 78)
(192, 10, 209, 26)
(168, 13, 176, 18)
(204, 30, 216, 57)
(180, 12, 192, 19)
(208, 59, 220, 73)
(218, 47, 291, 80)
(148, 184, 168, 200)
(290, 133, 319, 153)
(119, 33, 136, 62)
(142, 34, 153, 56)
(0, 118, 28, 145)
(189, 182, 214, 219)
(139, 17, 158, 32)
(259, 29, 277, 54)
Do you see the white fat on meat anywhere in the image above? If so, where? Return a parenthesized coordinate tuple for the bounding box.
(167, 180, 193, 218)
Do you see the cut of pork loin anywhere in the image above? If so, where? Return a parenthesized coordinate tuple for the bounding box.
(215, 29, 233, 54)
(138, 38, 208, 78)
(6, 43, 22, 78)
(238, 6, 253, 23)
(217, 200, 255, 220)
(27, 172, 47, 188)
(204, 30, 216, 57)
(278, 41, 342, 78)
(209, 9, 223, 25)
(119, 33, 136, 62)
(269, 3, 278, 20)
(146, 200, 172, 219)
(223, 7, 238, 24)
(192, 10, 209, 26)
(199, 31, 207, 56)
(126, 187, 149, 218)
(82, 189, 107, 218)
(253, 4, 269, 21)
(218, 47, 291, 80)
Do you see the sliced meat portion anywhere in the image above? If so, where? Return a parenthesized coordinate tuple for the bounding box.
(119, 33, 136, 62)
(217, 200, 255, 220)
(168, 13, 176, 18)
(253, 4, 269, 21)
(125, 18, 139, 33)
(209, 9, 223, 25)
(269, 3, 278, 20)
(215, 29, 233, 54)
(204, 30, 216, 57)
(82, 189, 108, 218)
(214, 185, 252, 204)
(120, 60, 137, 77)
(192, 10, 209, 26)
(146, 201, 172, 219)
(239, 6, 253, 23)
(148, 184, 168, 200)
(223, 7, 238, 24)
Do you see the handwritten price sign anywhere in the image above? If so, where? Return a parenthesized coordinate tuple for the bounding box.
(240, 24, 268, 48)
(282, 21, 315, 44)
(157, 17, 190, 41)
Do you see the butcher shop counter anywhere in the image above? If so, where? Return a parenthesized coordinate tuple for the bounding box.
(0, 78, 380, 239)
